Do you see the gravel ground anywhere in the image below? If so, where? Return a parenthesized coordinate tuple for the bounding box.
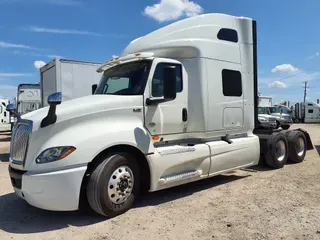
(0, 124, 319, 240)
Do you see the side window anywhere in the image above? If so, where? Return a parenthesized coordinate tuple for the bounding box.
(308, 103, 313, 106)
(152, 63, 183, 97)
(217, 28, 238, 43)
(222, 69, 242, 97)
(308, 109, 313, 113)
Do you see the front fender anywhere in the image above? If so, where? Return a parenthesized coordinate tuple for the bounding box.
(25, 112, 153, 172)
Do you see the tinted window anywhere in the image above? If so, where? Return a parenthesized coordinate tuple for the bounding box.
(308, 103, 313, 106)
(152, 63, 183, 97)
(308, 109, 313, 113)
(222, 69, 242, 97)
(217, 28, 238, 43)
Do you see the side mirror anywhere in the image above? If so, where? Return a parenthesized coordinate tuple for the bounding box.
(92, 84, 98, 95)
(41, 92, 62, 128)
(48, 92, 62, 105)
(163, 66, 177, 101)
(6, 103, 16, 112)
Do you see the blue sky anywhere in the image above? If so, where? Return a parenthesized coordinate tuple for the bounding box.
(0, 0, 319, 105)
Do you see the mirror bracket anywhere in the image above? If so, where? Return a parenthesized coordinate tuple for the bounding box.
(145, 97, 166, 106)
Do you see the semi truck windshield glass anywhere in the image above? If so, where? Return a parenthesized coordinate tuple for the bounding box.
(258, 107, 267, 114)
(95, 60, 152, 95)
(269, 107, 280, 113)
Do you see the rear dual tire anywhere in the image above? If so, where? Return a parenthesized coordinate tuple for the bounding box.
(264, 131, 307, 169)
(86, 153, 140, 217)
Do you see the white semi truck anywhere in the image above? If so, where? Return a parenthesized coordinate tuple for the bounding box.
(7, 13, 313, 218)
(17, 83, 41, 116)
(293, 101, 320, 123)
(40, 58, 103, 107)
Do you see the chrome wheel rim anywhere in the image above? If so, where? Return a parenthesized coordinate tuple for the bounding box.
(296, 137, 305, 157)
(276, 140, 286, 161)
(108, 166, 134, 204)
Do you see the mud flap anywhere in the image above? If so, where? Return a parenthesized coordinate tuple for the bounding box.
(296, 128, 314, 150)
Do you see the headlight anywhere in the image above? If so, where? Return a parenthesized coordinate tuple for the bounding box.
(36, 146, 76, 164)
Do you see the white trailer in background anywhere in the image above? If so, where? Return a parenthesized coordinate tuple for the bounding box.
(258, 95, 272, 107)
(39, 59, 103, 107)
(294, 101, 320, 123)
(0, 99, 11, 131)
(17, 83, 41, 116)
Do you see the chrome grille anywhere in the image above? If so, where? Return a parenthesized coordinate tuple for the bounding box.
(10, 120, 33, 165)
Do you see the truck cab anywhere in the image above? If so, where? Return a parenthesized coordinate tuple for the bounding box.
(7, 13, 313, 218)
(268, 105, 293, 130)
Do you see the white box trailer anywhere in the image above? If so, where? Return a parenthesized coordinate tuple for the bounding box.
(17, 83, 41, 115)
(7, 13, 314, 218)
(40, 59, 103, 107)
(258, 95, 272, 107)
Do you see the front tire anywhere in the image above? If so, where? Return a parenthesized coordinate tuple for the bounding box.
(86, 153, 140, 217)
(265, 132, 289, 169)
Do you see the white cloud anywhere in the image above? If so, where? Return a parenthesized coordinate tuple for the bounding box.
(112, 55, 118, 58)
(271, 64, 299, 73)
(268, 80, 286, 89)
(0, 41, 37, 50)
(0, 73, 31, 78)
(34, 60, 46, 70)
(143, 0, 203, 22)
(25, 26, 103, 36)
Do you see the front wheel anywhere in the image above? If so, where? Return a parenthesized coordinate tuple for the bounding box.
(86, 153, 140, 217)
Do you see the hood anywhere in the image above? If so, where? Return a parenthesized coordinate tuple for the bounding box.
(258, 114, 274, 119)
(21, 94, 143, 131)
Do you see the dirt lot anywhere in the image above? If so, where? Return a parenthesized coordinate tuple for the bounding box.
(0, 124, 319, 240)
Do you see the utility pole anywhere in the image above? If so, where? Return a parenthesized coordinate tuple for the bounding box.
(303, 81, 309, 103)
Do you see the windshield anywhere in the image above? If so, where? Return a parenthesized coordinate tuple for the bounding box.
(95, 60, 152, 95)
(258, 107, 267, 114)
(269, 107, 280, 113)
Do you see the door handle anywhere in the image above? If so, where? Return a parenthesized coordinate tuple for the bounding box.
(182, 108, 188, 122)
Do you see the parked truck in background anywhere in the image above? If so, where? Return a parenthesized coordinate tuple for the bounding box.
(7, 13, 313, 218)
(257, 95, 277, 129)
(268, 105, 293, 129)
(17, 83, 41, 116)
(40, 58, 103, 107)
(0, 99, 11, 131)
(294, 101, 320, 123)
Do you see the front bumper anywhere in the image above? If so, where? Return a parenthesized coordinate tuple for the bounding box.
(9, 165, 87, 211)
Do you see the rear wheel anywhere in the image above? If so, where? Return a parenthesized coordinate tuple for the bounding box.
(86, 153, 140, 217)
(265, 132, 289, 169)
(287, 131, 307, 163)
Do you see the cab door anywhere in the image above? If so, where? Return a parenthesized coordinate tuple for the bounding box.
(144, 58, 188, 137)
